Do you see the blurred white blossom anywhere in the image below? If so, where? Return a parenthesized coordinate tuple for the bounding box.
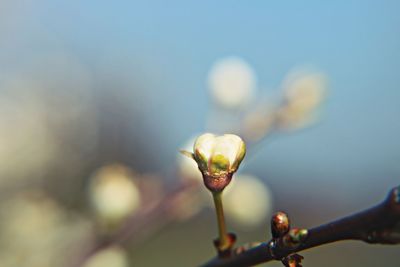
(176, 136, 216, 220)
(0, 190, 92, 267)
(242, 102, 276, 142)
(0, 51, 97, 187)
(224, 174, 273, 230)
(177, 136, 203, 182)
(89, 164, 141, 224)
(82, 246, 129, 267)
(208, 57, 256, 109)
(0, 84, 57, 186)
(277, 71, 327, 129)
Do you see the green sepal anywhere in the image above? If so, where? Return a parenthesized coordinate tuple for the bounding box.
(210, 154, 230, 174)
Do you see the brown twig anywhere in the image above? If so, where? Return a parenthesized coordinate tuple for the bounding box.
(201, 185, 400, 267)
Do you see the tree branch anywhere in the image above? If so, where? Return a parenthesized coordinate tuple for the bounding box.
(201, 185, 400, 267)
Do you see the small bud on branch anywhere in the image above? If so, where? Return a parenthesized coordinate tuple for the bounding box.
(201, 185, 400, 267)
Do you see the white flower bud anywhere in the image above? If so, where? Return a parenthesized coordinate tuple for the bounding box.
(193, 133, 245, 176)
(181, 133, 246, 192)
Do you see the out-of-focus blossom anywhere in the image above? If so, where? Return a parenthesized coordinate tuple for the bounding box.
(0, 86, 57, 186)
(277, 71, 327, 130)
(177, 136, 203, 183)
(0, 190, 92, 267)
(224, 174, 273, 230)
(0, 52, 97, 188)
(175, 136, 213, 220)
(208, 57, 256, 109)
(242, 102, 276, 142)
(82, 246, 129, 267)
(89, 164, 141, 224)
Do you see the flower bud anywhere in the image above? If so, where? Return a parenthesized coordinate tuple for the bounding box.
(271, 212, 290, 238)
(283, 228, 308, 248)
(181, 133, 246, 192)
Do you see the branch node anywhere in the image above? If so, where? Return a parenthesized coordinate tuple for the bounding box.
(200, 185, 400, 267)
(282, 228, 309, 248)
(213, 233, 236, 258)
(267, 239, 278, 259)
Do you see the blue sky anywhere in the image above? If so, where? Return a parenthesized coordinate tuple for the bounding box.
(1, 1, 400, 201)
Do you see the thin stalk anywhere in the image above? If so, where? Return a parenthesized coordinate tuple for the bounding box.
(212, 191, 229, 250)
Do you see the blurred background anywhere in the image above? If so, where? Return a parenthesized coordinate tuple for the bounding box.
(0, 1, 399, 266)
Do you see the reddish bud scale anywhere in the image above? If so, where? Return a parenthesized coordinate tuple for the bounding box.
(203, 173, 233, 192)
(271, 211, 290, 238)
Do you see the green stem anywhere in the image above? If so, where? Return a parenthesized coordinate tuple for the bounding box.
(212, 191, 229, 251)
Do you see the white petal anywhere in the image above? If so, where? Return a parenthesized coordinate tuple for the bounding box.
(193, 133, 216, 160)
(213, 134, 243, 165)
